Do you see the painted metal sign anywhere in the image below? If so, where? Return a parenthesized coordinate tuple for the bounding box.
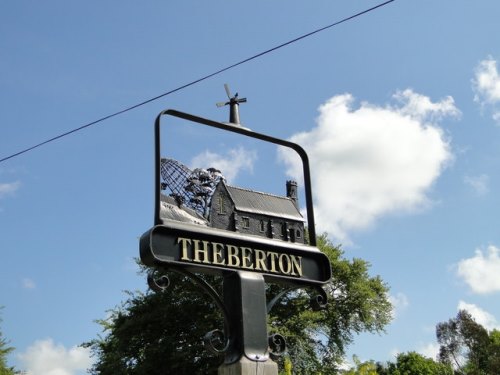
(140, 109, 332, 286)
(140, 104, 332, 368)
(140, 221, 331, 285)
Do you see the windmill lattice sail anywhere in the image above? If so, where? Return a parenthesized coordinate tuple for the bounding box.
(160, 158, 224, 218)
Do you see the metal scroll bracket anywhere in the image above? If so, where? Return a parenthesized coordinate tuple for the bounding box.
(148, 267, 275, 363)
(148, 267, 231, 355)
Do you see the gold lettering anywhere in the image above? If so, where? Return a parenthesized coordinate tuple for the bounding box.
(268, 252, 279, 273)
(177, 237, 304, 278)
(193, 240, 211, 264)
(289, 255, 303, 276)
(241, 247, 254, 270)
(254, 249, 268, 271)
(211, 242, 226, 265)
(177, 237, 192, 261)
(279, 253, 292, 274)
(227, 245, 240, 267)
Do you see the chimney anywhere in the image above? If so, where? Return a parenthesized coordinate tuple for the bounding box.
(286, 180, 299, 208)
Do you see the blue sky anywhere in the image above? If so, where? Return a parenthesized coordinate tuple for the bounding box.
(1, 1, 500, 373)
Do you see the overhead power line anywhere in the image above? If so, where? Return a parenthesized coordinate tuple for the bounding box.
(0, 0, 395, 164)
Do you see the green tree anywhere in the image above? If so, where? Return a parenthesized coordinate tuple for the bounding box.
(343, 352, 452, 375)
(487, 329, 500, 372)
(83, 275, 224, 374)
(278, 356, 293, 375)
(390, 352, 453, 375)
(436, 310, 500, 374)
(270, 235, 392, 373)
(342, 355, 378, 375)
(84, 234, 391, 374)
(0, 309, 15, 375)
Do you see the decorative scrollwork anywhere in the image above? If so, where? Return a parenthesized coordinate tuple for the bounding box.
(203, 329, 230, 355)
(266, 287, 296, 314)
(309, 286, 328, 311)
(268, 333, 286, 358)
(147, 270, 170, 292)
(267, 285, 329, 314)
(146, 267, 231, 356)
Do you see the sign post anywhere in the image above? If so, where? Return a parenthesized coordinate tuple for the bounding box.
(140, 108, 332, 374)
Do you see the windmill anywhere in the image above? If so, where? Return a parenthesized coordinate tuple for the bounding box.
(160, 158, 224, 217)
(216, 83, 247, 125)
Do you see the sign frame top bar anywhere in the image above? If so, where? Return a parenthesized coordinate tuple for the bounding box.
(154, 109, 317, 246)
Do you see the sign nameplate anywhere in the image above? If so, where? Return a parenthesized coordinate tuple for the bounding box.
(140, 222, 332, 286)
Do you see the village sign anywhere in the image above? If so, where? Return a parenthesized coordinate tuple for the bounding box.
(139, 90, 332, 371)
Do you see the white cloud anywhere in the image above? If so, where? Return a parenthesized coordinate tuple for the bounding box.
(18, 339, 92, 375)
(391, 342, 440, 362)
(456, 245, 500, 294)
(389, 292, 409, 319)
(279, 90, 458, 242)
(457, 301, 500, 331)
(190, 146, 257, 184)
(464, 174, 489, 195)
(417, 342, 440, 360)
(472, 57, 500, 123)
(22, 278, 36, 290)
(394, 89, 460, 121)
(0, 181, 20, 199)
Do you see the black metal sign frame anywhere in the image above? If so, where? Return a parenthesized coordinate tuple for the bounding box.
(144, 109, 332, 285)
(154, 109, 318, 245)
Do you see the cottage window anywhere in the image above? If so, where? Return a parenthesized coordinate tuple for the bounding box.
(281, 222, 287, 237)
(242, 217, 250, 229)
(259, 220, 266, 232)
(217, 195, 225, 214)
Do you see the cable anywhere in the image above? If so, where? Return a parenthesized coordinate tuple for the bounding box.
(0, 0, 395, 164)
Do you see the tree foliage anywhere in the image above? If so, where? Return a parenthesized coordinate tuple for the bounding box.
(342, 355, 378, 375)
(83, 274, 224, 374)
(0, 309, 15, 375)
(436, 310, 500, 374)
(342, 310, 500, 375)
(269, 235, 392, 373)
(389, 352, 453, 375)
(84, 234, 391, 374)
(343, 352, 452, 375)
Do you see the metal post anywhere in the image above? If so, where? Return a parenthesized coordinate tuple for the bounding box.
(219, 271, 278, 375)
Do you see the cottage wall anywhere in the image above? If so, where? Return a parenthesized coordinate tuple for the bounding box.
(209, 183, 235, 231)
(233, 213, 304, 243)
(209, 182, 304, 244)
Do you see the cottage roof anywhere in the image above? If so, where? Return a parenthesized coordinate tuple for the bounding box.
(160, 194, 208, 226)
(225, 183, 304, 222)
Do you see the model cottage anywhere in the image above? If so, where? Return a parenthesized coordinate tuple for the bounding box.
(209, 180, 304, 244)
